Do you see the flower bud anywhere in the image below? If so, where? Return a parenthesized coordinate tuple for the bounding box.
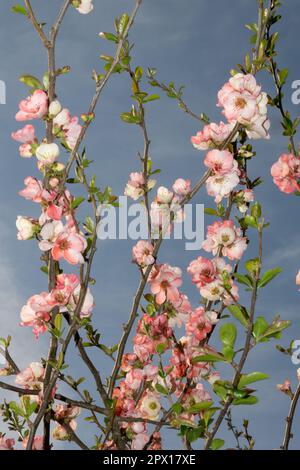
(36, 143, 60, 165)
(49, 100, 62, 117)
(16, 216, 39, 240)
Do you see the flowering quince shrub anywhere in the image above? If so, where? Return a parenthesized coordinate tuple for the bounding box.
(0, 0, 299, 452)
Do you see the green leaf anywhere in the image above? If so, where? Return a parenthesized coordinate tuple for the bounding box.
(187, 401, 213, 413)
(258, 267, 282, 288)
(278, 68, 289, 86)
(99, 32, 118, 43)
(219, 323, 237, 348)
(118, 13, 130, 36)
(11, 4, 28, 15)
(210, 439, 225, 450)
(253, 316, 269, 340)
(227, 305, 249, 327)
(19, 74, 43, 90)
(232, 396, 258, 406)
(155, 383, 169, 395)
(238, 372, 269, 388)
(71, 196, 85, 210)
(171, 403, 183, 415)
(204, 208, 219, 217)
(120, 112, 141, 124)
(245, 258, 260, 276)
(244, 215, 258, 228)
(233, 273, 253, 289)
(143, 94, 160, 103)
(192, 352, 226, 363)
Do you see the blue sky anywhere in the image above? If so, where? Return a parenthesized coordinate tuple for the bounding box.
(0, 0, 300, 450)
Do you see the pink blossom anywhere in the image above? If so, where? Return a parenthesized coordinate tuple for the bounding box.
(16, 216, 39, 240)
(133, 334, 155, 362)
(68, 284, 94, 318)
(125, 368, 144, 390)
(131, 433, 150, 450)
(12, 124, 36, 157)
(271, 153, 300, 194)
(124, 172, 149, 200)
(149, 264, 182, 305)
(156, 186, 173, 204)
(186, 307, 217, 342)
(51, 229, 87, 265)
(204, 149, 235, 175)
(191, 121, 237, 150)
(22, 436, 44, 450)
(12, 124, 35, 143)
(202, 220, 247, 260)
(64, 117, 82, 149)
(15, 362, 44, 388)
(47, 273, 80, 307)
(19, 177, 47, 203)
(15, 90, 48, 121)
(206, 164, 240, 203)
(0, 437, 15, 451)
(169, 293, 192, 327)
(200, 279, 225, 301)
(75, 0, 94, 14)
(139, 392, 161, 420)
(172, 178, 191, 197)
(132, 240, 155, 267)
(20, 293, 52, 338)
(187, 256, 216, 288)
(217, 74, 270, 139)
(296, 270, 300, 286)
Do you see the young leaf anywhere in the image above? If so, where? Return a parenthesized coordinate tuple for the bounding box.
(258, 267, 282, 288)
(227, 305, 249, 327)
(219, 323, 237, 349)
(210, 439, 225, 450)
(232, 396, 258, 406)
(11, 4, 28, 15)
(187, 401, 213, 413)
(238, 372, 269, 388)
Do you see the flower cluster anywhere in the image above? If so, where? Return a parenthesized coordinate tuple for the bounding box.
(204, 149, 240, 203)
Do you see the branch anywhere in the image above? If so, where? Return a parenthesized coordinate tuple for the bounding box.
(282, 382, 300, 450)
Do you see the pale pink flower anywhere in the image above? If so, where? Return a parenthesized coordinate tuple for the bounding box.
(76, 0, 94, 14)
(36, 142, 60, 165)
(64, 117, 82, 149)
(68, 284, 94, 317)
(204, 149, 235, 175)
(19, 177, 46, 203)
(15, 90, 48, 121)
(38, 220, 64, 251)
(202, 220, 247, 260)
(11, 124, 35, 143)
(149, 263, 182, 305)
(20, 293, 52, 338)
(16, 216, 39, 240)
(200, 279, 225, 301)
(15, 362, 44, 388)
(156, 186, 173, 204)
(139, 392, 161, 420)
(22, 436, 44, 450)
(187, 256, 216, 288)
(296, 270, 300, 286)
(52, 230, 87, 265)
(191, 121, 237, 150)
(125, 368, 144, 390)
(53, 108, 71, 127)
(172, 178, 191, 197)
(132, 240, 155, 267)
(271, 153, 300, 193)
(186, 307, 215, 342)
(47, 273, 80, 307)
(0, 437, 15, 451)
(206, 164, 240, 203)
(131, 433, 150, 450)
(217, 74, 270, 139)
(124, 172, 144, 200)
(169, 293, 192, 327)
(236, 188, 254, 213)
